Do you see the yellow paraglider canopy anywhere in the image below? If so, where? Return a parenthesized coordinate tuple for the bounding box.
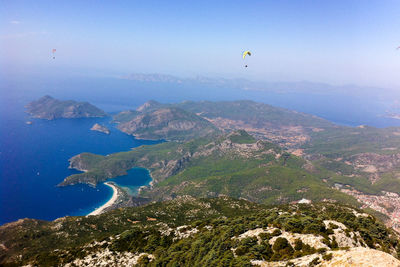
(242, 50, 252, 59)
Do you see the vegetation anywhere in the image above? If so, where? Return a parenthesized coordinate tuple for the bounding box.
(304, 126, 400, 157)
(1, 197, 397, 266)
(228, 129, 256, 144)
(60, 130, 360, 207)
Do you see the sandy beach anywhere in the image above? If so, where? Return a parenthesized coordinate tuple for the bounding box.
(88, 182, 119, 216)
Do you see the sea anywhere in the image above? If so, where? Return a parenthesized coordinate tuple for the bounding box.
(2, 72, 400, 225)
(0, 97, 161, 225)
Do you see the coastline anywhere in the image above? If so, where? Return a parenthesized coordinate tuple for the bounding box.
(87, 182, 119, 216)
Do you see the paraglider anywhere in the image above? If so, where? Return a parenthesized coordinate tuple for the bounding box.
(52, 49, 56, 59)
(242, 50, 251, 68)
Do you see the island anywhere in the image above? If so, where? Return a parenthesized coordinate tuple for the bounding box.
(25, 95, 107, 120)
(90, 123, 110, 134)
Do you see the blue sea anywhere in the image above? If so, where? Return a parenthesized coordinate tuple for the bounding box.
(2, 73, 400, 225)
(0, 92, 160, 225)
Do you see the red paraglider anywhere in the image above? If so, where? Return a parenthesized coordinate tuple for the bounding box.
(52, 49, 56, 59)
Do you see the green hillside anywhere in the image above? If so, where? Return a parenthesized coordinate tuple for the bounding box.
(1, 197, 397, 266)
(60, 130, 359, 207)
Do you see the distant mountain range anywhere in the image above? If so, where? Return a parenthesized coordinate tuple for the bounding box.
(121, 73, 399, 99)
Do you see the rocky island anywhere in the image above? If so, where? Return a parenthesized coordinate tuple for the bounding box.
(25, 95, 107, 120)
(90, 123, 110, 134)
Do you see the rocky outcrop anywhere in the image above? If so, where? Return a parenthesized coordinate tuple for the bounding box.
(159, 154, 191, 178)
(90, 123, 110, 134)
(26, 95, 106, 120)
(252, 247, 400, 266)
(242, 220, 400, 267)
(65, 250, 154, 267)
(136, 100, 162, 112)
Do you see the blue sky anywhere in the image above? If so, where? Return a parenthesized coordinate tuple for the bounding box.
(1, 0, 400, 87)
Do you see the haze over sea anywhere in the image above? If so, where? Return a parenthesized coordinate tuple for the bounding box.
(2, 73, 400, 225)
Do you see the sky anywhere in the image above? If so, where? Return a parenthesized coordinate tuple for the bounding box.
(1, 0, 400, 88)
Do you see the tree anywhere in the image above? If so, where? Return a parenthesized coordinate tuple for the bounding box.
(137, 254, 150, 266)
(294, 238, 303, 251)
(272, 237, 294, 259)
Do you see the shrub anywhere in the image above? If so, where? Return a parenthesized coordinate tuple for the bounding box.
(309, 257, 320, 266)
(304, 223, 325, 234)
(239, 237, 258, 248)
(235, 246, 248, 256)
(302, 243, 317, 255)
(272, 237, 294, 259)
(322, 253, 333, 261)
(259, 232, 270, 241)
(137, 255, 150, 265)
(330, 237, 338, 249)
(293, 250, 303, 258)
(273, 237, 290, 251)
(270, 253, 282, 261)
(328, 223, 339, 229)
(294, 238, 303, 251)
(271, 229, 282, 237)
(284, 218, 303, 233)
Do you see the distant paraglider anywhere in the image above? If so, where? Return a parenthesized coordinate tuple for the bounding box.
(242, 50, 251, 68)
(52, 49, 56, 59)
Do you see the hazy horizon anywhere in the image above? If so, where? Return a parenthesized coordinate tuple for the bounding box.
(2, 0, 400, 89)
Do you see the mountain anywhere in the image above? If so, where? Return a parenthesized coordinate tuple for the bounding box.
(114, 100, 334, 147)
(121, 73, 184, 83)
(113, 105, 220, 141)
(0, 197, 398, 266)
(120, 73, 399, 99)
(174, 100, 334, 147)
(25, 95, 107, 120)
